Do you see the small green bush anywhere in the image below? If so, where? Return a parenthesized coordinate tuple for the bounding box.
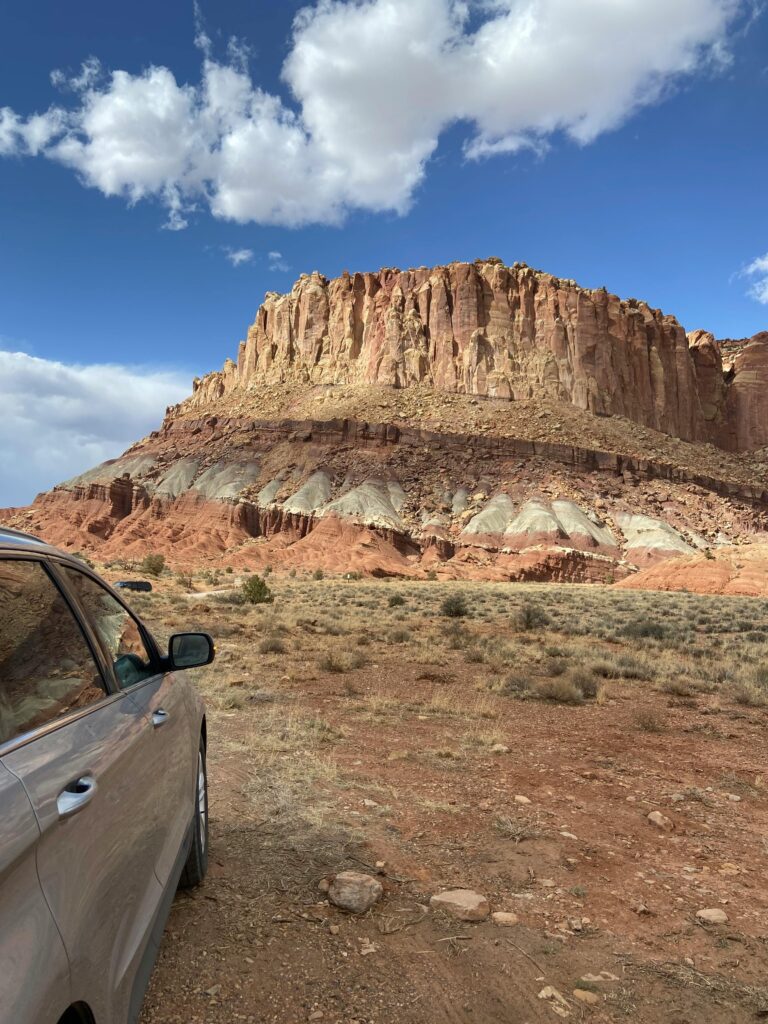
(313, 568, 324, 581)
(517, 601, 551, 631)
(622, 618, 665, 640)
(141, 553, 165, 577)
(388, 594, 406, 607)
(441, 594, 469, 618)
(242, 575, 274, 605)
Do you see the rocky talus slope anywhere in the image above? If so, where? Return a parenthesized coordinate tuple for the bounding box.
(5, 259, 767, 586)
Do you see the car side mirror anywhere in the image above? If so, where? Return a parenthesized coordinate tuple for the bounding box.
(169, 632, 215, 670)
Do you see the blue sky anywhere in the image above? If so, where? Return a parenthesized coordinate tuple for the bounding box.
(0, 0, 766, 504)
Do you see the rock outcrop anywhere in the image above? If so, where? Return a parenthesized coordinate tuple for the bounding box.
(7, 412, 768, 582)
(617, 543, 768, 597)
(4, 258, 767, 586)
(184, 259, 767, 451)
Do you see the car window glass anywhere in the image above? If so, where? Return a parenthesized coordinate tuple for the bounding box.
(62, 567, 156, 690)
(0, 560, 107, 745)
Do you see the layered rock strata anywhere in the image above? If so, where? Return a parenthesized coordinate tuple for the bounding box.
(184, 260, 767, 451)
(8, 414, 767, 582)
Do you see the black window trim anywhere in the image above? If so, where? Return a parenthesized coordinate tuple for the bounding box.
(49, 557, 166, 695)
(0, 552, 122, 758)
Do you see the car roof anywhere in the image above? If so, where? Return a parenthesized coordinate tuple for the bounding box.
(0, 526, 73, 559)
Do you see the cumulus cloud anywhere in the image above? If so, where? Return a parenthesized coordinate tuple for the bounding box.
(744, 252, 768, 304)
(268, 250, 290, 272)
(0, 0, 752, 227)
(224, 246, 254, 266)
(0, 349, 189, 507)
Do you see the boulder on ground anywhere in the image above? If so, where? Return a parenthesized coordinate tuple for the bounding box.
(430, 889, 490, 921)
(696, 908, 728, 925)
(328, 871, 383, 914)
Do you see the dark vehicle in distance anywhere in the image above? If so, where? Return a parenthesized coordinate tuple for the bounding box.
(115, 580, 153, 592)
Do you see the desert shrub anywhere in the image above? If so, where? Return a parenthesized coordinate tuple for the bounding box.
(388, 594, 406, 608)
(141, 553, 165, 577)
(659, 677, 696, 697)
(427, 570, 438, 581)
(212, 590, 246, 605)
(622, 617, 665, 640)
(72, 551, 95, 568)
(570, 667, 598, 698)
(388, 628, 411, 644)
(517, 601, 551, 631)
(633, 708, 667, 732)
(501, 673, 531, 696)
(544, 658, 568, 677)
(259, 636, 286, 655)
(441, 594, 469, 618)
(313, 568, 324, 581)
(225, 566, 233, 574)
(242, 575, 274, 605)
(544, 644, 567, 658)
(175, 572, 193, 591)
(534, 677, 582, 703)
(263, 566, 272, 576)
(465, 646, 486, 664)
(318, 651, 366, 673)
(729, 679, 768, 707)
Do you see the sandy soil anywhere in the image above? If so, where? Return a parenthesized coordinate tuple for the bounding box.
(133, 579, 768, 1024)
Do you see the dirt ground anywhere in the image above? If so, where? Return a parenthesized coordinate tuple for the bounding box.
(128, 577, 768, 1024)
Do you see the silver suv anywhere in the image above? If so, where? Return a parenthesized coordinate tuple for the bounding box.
(0, 528, 213, 1024)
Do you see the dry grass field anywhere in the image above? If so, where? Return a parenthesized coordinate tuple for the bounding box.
(118, 572, 768, 1024)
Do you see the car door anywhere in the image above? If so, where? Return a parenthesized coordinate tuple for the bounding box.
(58, 563, 197, 888)
(0, 761, 71, 1024)
(0, 556, 163, 1024)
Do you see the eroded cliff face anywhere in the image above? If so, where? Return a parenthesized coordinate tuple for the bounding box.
(182, 259, 767, 451)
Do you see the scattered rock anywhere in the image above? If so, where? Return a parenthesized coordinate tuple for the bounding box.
(491, 911, 519, 927)
(573, 989, 600, 1005)
(491, 743, 510, 754)
(538, 986, 570, 1018)
(514, 795, 532, 805)
(430, 889, 490, 922)
(328, 872, 383, 914)
(647, 811, 673, 830)
(696, 908, 729, 925)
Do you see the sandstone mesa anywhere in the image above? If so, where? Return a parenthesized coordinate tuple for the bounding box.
(5, 258, 767, 590)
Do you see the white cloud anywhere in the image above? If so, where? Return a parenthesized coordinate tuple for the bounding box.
(744, 252, 768, 304)
(0, 0, 751, 227)
(0, 349, 189, 507)
(268, 250, 289, 272)
(224, 246, 254, 266)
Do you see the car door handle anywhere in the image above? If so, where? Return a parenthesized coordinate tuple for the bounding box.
(57, 775, 96, 819)
(152, 708, 170, 728)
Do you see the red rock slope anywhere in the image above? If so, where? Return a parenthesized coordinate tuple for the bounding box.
(617, 544, 768, 597)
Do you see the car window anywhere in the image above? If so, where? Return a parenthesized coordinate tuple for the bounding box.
(61, 567, 157, 690)
(0, 560, 107, 745)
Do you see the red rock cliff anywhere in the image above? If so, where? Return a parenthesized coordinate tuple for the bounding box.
(182, 259, 766, 451)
